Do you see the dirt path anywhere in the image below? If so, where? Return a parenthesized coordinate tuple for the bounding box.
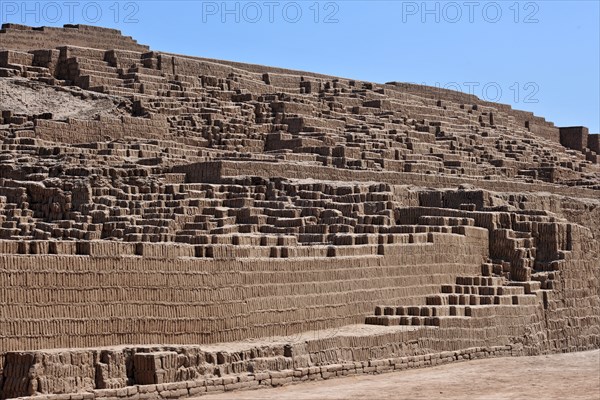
(200, 350, 600, 400)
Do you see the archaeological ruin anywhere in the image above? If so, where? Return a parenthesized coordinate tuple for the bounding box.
(0, 23, 598, 399)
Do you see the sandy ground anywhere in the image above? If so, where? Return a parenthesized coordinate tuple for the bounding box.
(200, 350, 600, 400)
(0, 78, 125, 120)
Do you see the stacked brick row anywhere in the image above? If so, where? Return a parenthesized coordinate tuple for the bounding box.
(0, 231, 485, 352)
(0, 24, 149, 53)
(3, 343, 524, 399)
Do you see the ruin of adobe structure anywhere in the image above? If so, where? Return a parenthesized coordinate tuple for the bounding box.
(0, 23, 598, 399)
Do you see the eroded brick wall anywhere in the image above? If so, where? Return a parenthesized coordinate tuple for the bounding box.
(0, 232, 485, 352)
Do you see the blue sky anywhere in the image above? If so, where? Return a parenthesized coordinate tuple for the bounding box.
(1, 0, 599, 132)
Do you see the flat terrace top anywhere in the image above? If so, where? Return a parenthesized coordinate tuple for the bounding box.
(11, 324, 426, 355)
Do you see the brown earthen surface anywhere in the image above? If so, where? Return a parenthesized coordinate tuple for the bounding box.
(0, 24, 598, 399)
(200, 349, 600, 400)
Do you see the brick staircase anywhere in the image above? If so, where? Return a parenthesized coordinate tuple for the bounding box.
(366, 266, 542, 327)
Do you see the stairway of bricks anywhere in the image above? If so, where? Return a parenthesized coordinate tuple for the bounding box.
(365, 202, 568, 328)
(366, 267, 545, 327)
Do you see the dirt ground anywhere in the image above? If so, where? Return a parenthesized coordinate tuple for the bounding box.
(0, 77, 125, 120)
(200, 349, 600, 400)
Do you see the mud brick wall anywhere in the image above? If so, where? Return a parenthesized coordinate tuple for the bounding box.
(589, 134, 600, 154)
(159, 54, 289, 95)
(29, 49, 60, 75)
(133, 352, 178, 385)
(560, 126, 589, 152)
(174, 160, 599, 199)
(0, 51, 33, 69)
(387, 82, 481, 106)
(57, 46, 107, 63)
(1, 341, 523, 398)
(1, 351, 96, 398)
(34, 116, 170, 144)
(0, 232, 485, 352)
(0, 24, 148, 53)
(389, 82, 560, 143)
(161, 51, 337, 81)
(543, 225, 600, 352)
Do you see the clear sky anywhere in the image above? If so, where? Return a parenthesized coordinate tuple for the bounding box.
(1, 0, 599, 132)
